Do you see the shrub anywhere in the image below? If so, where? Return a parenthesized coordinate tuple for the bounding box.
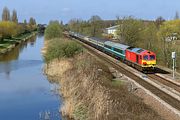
(45, 21, 63, 40)
(0, 21, 18, 39)
(44, 38, 83, 62)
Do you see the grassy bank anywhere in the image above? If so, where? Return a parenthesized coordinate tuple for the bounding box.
(0, 31, 37, 54)
(44, 52, 163, 120)
(43, 37, 163, 120)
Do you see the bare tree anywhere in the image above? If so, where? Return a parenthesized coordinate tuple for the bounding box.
(155, 16, 165, 27)
(89, 15, 102, 37)
(116, 16, 144, 46)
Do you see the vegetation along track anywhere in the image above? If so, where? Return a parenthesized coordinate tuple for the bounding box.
(147, 74, 180, 93)
(70, 36, 180, 112)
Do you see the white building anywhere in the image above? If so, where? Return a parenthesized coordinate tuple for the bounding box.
(165, 33, 179, 42)
(105, 25, 120, 39)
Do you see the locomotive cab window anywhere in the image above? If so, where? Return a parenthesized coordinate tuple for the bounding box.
(150, 55, 155, 60)
(143, 55, 148, 60)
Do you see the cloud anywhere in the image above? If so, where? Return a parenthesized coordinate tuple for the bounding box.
(62, 7, 71, 12)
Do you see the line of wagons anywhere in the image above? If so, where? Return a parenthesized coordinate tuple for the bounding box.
(69, 31, 156, 72)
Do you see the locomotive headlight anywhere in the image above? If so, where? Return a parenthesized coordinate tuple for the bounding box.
(143, 62, 147, 65)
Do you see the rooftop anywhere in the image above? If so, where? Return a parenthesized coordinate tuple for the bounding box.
(105, 25, 120, 30)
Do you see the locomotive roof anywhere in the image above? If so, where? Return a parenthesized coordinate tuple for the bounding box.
(104, 41, 130, 50)
(127, 47, 145, 54)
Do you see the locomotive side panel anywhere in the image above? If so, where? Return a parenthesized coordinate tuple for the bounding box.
(125, 50, 137, 63)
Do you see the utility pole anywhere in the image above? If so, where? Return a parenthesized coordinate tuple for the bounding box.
(172, 52, 176, 79)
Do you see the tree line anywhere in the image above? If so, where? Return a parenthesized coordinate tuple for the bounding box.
(66, 15, 105, 37)
(44, 11, 179, 71)
(0, 7, 37, 41)
(66, 12, 180, 72)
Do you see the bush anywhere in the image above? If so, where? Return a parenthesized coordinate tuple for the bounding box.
(0, 21, 18, 39)
(45, 21, 63, 40)
(44, 38, 83, 62)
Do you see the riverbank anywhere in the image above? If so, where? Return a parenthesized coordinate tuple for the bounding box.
(43, 39, 164, 119)
(0, 31, 37, 54)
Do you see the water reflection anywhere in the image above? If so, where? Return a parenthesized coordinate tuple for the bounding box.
(0, 34, 60, 120)
(29, 36, 37, 47)
(0, 36, 43, 77)
(0, 60, 43, 78)
(37, 33, 44, 38)
(39, 109, 60, 120)
(0, 36, 37, 62)
(0, 45, 20, 61)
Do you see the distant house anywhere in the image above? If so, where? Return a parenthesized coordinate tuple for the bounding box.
(104, 25, 120, 39)
(165, 33, 179, 42)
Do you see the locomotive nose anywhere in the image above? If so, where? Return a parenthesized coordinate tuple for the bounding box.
(148, 60, 156, 67)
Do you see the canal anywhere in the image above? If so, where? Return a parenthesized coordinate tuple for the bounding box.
(0, 34, 61, 120)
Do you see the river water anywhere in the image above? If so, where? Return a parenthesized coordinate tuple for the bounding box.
(0, 34, 61, 120)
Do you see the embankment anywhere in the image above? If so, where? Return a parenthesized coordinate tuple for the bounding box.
(0, 31, 37, 54)
(44, 52, 163, 120)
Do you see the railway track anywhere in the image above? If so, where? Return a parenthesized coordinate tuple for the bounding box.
(71, 36, 180, 112)
(147, 74, 180, 93)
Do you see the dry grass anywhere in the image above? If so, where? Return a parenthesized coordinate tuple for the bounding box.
(45, 52, 164, 120)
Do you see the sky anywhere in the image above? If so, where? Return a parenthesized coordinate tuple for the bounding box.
(0, 0, 180, 24)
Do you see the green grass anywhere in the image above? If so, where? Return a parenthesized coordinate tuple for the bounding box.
(0, 44, 9, 49)
(0, 41, 12, 49)
(111, 79, 123, 87)
(44, 38, 83, 62)
(13, 33, 32, 39)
